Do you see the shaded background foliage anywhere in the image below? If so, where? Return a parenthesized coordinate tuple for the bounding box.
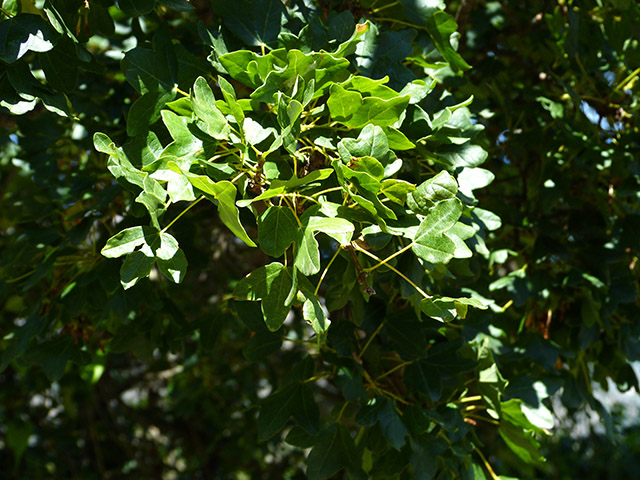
(1, 0, 639, 479)
(458, 0, 640, 419)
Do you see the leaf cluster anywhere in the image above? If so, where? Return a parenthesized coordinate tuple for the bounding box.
(1, 0, 639, 479)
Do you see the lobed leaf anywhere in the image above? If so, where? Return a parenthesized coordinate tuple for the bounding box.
(259, 206, 298, 258)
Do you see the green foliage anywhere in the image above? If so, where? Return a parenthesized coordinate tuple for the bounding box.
(1, 0, 640, 479)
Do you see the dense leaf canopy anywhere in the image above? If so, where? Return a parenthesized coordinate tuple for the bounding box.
(1, 0, 639, 478)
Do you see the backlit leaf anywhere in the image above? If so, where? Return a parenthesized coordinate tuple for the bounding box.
(191, 76, 230, 140)
(102, 226, 159, 258)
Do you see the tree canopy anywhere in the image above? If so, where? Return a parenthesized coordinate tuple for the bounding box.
(1, 0, 639, 478)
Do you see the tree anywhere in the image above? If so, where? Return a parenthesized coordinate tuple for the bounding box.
(1, 0, 639, 478)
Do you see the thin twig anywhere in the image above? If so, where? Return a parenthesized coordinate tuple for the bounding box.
(358, 319, 386, 360)
(314, 247, 342, 295)
(363, 241, 414, 273)
(374, 360, 414, 382)
(475, 445, 500, 480)
(161, 196, 204, 233)
(352, 244, 431, 299)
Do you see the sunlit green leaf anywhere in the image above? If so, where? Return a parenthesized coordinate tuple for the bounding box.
(191, 76, 230, 140)
(295, 228, 320, 276)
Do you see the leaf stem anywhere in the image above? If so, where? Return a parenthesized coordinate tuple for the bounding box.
(307, 122, 351, 131)
(293, 193, 320, 206)
(209, 148, 241, 162)
(176, 87, 189, 97)
(377, 386, 410, 405)
(463, 404, 486, 412)
(437, 429, 452, 446)
(314, 246, 342, 295)
(498, 299, 513, 312)
(372, 1, 399, 13)
(336, 401, 348, 422)
(311, 186, 344, 198)
(363, 241, 414, 272)
(466, 413, 499, 425)
(358, 319, 385, 360)
(375, 17, 427, 30)
(283, 337, 315, 344)
(474, 445, 500, 480)
(580, 356, 593, 395)
(6, 269, 36, 283)
(575, 56, 598, 94)
(303, 371, 331, 383)
(352, 244, 431, 299)
(375, 360, 414, 382)
(615, 66, 640, 92)
(161, 196, 204, 233)
(455, 395, 483, 404)
(231, 171, 245, 184)
(282, 195, 302, 227)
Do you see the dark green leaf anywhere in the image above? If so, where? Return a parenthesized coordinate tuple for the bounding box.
(425, 11, 471, 72)
(117, 0, 156, 16)
(127, 90, 176, 137)
(210, 0, 285, 47)
(410, 437, 441, 480)
(356, 397, 409, 450)
(295, 383, 320, 434)
(384, 310, 428, 359)
(23, 336, 90, 381)
(39, 37, 78, 93)
(0, 14, 58, 63)
(259, 206, 298, 257)
(243, 330, 282, 361)
(157, 0, 194, 11)
(168, 163, 256, 246)
(405, 360, 443, 401)
(258, 381, 319, 440)
(234, 263, 293, 331)
(6, 61, 70, 116)
(258, 382, 300, 440)
(335, 367, 367, 402)
(0, 316, 47, 372)
(120, 249, 155, 289)
(285, 426, 317, 449)
(122, 43, 175, 94)
(307, 424, 362, 480)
